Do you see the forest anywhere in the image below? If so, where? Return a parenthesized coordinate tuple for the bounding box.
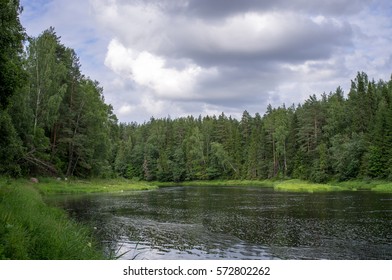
(2, 0, 392, 184)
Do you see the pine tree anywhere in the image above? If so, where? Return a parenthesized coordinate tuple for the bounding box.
(0, 0, 26, 176)
(0, 0, 26, 108)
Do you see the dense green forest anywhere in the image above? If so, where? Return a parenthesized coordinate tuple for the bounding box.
(2, 1, 392, 183)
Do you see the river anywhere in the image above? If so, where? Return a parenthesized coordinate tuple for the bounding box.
(47, 186, 392, 260)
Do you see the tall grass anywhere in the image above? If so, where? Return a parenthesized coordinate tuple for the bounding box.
(0, 179, 105, 259)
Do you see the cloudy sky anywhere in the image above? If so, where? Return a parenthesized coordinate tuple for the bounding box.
(20, 0, 392, 123)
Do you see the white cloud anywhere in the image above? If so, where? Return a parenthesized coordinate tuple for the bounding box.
(104, 39, 217, 100)
(91, 0, 169, 53)
(118, 104, 135, 114)
(343, 4, 392, 81)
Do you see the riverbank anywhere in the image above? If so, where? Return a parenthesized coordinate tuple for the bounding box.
(23, 177, 392, 195)
(0, 178, 105, 259)
(158, 179, 275, 188)
(158, 179, 392, 193)
(34, 177, 158, 195)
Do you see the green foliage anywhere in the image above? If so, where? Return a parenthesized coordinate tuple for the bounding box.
(12, 25, 117, 177)
(26, 28, 68, 135)
(0, 0, 26, 176)
(0, 0, 26, 109)
(0, 111, 23, 176)
(330, 133, 366, 180)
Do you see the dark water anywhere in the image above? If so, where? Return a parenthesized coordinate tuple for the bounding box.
(47, 186, 392, 260)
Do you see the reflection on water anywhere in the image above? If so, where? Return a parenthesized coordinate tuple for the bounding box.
(47, 186, 392, 259)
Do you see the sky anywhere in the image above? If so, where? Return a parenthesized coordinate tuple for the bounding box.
(20, 0, 392, 123)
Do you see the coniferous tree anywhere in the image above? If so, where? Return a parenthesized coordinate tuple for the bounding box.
(0, 0, 26, 176)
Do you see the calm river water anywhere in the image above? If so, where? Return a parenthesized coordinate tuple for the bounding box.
(47, 186, 392, 260)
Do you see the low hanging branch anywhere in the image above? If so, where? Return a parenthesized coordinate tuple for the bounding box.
(23, 153, 59, 176)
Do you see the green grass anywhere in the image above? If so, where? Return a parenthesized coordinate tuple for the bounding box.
(371, 183, 392, 192)
(273, 179, 345, 192)
(34, 177, 158, 195)
(157, 179, 276, 188)
(333, 180, 392, 192)
(0, 178, 105, 259)
(158, 179, 345, 192)
(161, 178, 392, 193)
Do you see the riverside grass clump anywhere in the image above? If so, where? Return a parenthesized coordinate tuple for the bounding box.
(0, 179, 104, 259)
(34, 177, 158, 195)
(273, 179, 344, 192)
(371, 182, 392, 192)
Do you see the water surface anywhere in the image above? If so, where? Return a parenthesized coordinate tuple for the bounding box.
(48, 186, 392, 259)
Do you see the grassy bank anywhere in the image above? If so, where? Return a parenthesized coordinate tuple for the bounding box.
(159, 179, 392, 193)
(173, 179, 343, 192)
(333, 180, 392, 192)
(28, 177, 392, 195)
(157, 179, 275, 188)
(273, 179, 344, 192)
(34, 178, 158, 195)
(0, 178, 105, 259)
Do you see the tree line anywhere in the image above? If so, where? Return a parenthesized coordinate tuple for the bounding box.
(113, 74, 392, 183)
(2, 1, 392, 182)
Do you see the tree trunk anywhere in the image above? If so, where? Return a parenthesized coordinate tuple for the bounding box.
(283, 141, 287, 177)
(34, 51, 40, 137)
